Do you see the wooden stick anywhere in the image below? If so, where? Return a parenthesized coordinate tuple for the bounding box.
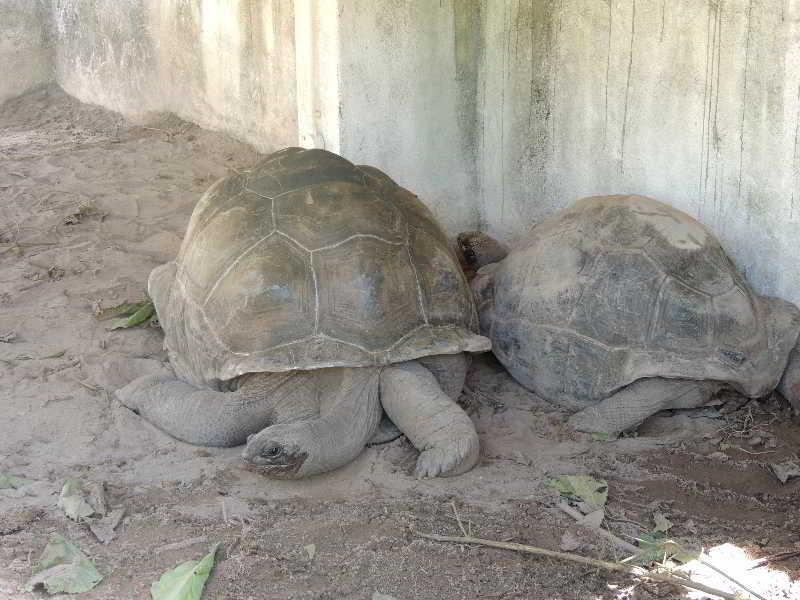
(749, 549, 800, 569)
(450, 501, 468, 538)
(417, 533, 739, 600)
(560, 502, 761, 599)
(141, 126, 172, 134)
(71, 377, 101, 394)
(699, 554, 767, 600)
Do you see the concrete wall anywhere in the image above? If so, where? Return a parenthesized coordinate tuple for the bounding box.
(334, 0, 800, 304)
(336, 0, 481, 233)
(47, 0, 479, 232)
(479, 0, 800, 306)
(51, 0, 298, 150)
(6, 1, 800, 305)
(0, 0, 53, 104)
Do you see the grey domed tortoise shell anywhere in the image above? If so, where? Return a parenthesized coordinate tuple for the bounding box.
(476, 195, 800, 410)
(153, 147, 489, 387)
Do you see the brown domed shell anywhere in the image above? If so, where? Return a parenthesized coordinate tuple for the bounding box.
(155, 148, 489, 385)
(478, 195, 800, 407)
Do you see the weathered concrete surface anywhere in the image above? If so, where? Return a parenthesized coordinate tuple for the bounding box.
(48, 0, 479, 233)
(0, 0, 53, 104)
(52, 0, 160, 114)
(14, 0, 800, 305)
(480, 0, 800, 305)
(336, 0, 481, 233)
(51, 0, 298, 150)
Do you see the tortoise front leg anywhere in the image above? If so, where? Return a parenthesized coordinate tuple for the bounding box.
(369, 353, 469, 446)
(567, 378, 722, 435)
(117, 371, 319, 447)
(379, 355, 479, 478)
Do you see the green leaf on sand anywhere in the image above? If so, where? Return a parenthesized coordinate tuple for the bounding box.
(104, 300, 155, 330)
(627, 531, 698, 566)
(549, 475, 609, 510)
(0, 473, 29, 489)
(58, 478, 96, 521)
(95, 301, 146, 321)
(151, 543, 221, 600)
(24, 533, 103, 594)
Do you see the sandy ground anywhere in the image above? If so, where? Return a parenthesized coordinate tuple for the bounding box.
(1, 86, 799, 600)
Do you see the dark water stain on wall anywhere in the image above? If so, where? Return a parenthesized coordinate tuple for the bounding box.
(735, 1, 789, 222)
(512, 1, 556, 199)
(467, 1, 557, 231)
(453, 0, 483, 218)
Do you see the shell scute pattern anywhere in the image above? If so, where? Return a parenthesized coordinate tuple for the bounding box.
(205, 235, 315, 354)
(180, 190, 276, 299)
(315, 237, 425, 351)
(409, 227, 474, 328)
(649, 277, 714, 349)
(158, 148, 488, 385)
(179, 174, 248, 257)
(245, 148, 367, 199)
(275, 182, 404, 251)
(569, 251, 665, 347)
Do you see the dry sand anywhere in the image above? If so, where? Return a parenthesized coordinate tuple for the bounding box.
(1, 86, 799, 599)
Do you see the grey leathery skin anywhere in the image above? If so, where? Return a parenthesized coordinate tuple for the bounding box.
(119, 354, 479, 478)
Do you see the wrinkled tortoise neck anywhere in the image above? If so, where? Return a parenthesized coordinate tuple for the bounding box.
(282, 367, 383, 477)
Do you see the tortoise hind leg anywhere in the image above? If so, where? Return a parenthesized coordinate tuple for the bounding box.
(567, 378, 722, 435)
(117, 371, 319, 447)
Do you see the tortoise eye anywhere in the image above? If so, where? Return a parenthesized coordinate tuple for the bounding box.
(262, 446, 282, 458)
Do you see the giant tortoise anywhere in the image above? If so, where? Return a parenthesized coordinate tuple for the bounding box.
(458, 195, 800, 434)
(117, 148, 490, 478)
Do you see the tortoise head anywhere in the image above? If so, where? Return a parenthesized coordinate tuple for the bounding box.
(456, 231, 509, 274)
(242, 426, 310, 478)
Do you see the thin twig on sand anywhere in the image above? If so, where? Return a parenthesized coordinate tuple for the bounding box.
(141, 126, 172, 135)
(450, 501, 469, 538)
(748, 549, 800, 569)
(574, 501, 763, 599)
(155, 536, 208, 554)
(72, 377, 102, 394)
(221, 498, 229, 523)
(417, 532, 739, 600)
(698, 553, 766, 600)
